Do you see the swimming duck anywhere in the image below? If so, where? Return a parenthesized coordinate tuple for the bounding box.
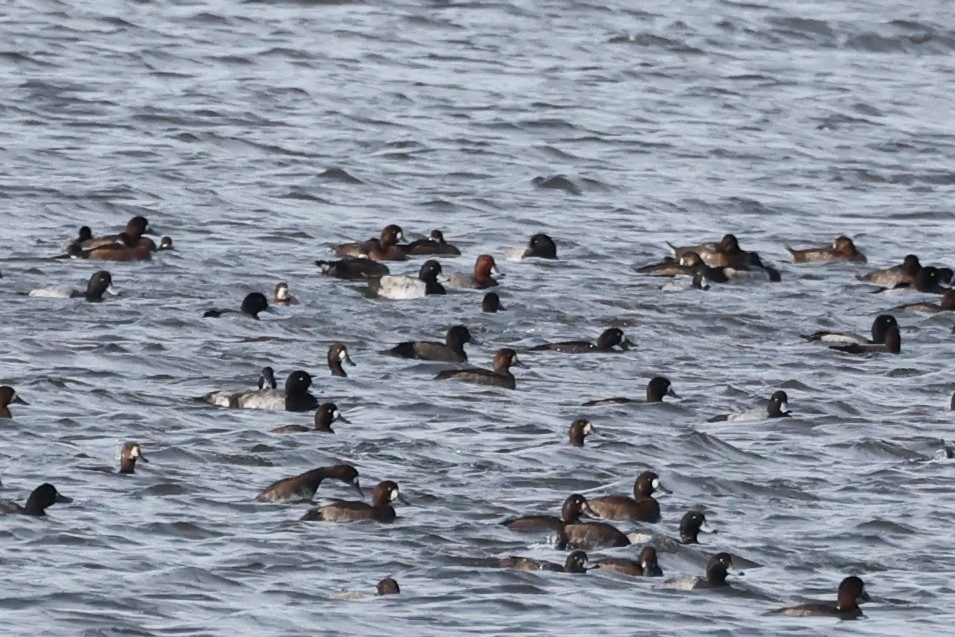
(830, 325, 901, 355)
(582, 376, 679, 406)
(255, 464, 363, 503)
(802, 314, 897, 345)
(594, 545, 663, 577)
(383, 325, 474, 363)
(522, 233, 558, 259)
(893, 289, 955, 313)
(0, 483, 72, 516)
(708, 390, 791, 422)
(272, 403, 349, 434)
(503, 494, 596, 533)
(529, 327, 634, 353)
(334, 225, 406, 261)
(316, 257, 391, 280)
(499, 551, 592, 573)
(447, 255, 502, 289)
(569, 419, 595, 447)
(0, 386, 28, 419)
(786, 236, 867, 264)
(586, 470, 662, 522)
(369, 260, 447, 299)
(858, 254, 920, 286)
(659, 552, 737, 590)
(327, 343, 356, 377)
(401, 229, 461, 256)
(775, 575, 870, 619)
(482, 292, 503, 313)
(201, 370, 318, 412)
(203, 292, 271, 319)
(434, 348, 527, 389)
(274, 282, 299, 306)
(301, 480, 407, 522)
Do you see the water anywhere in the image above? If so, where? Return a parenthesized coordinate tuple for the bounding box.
(1, 0, 954, 634)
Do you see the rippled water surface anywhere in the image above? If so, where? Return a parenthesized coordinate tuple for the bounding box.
(2, 0, 955, 634)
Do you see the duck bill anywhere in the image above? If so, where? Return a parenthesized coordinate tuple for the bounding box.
(620, 338, 637, 351)
(344, 353, 356, 367)
(12, 395, 28, 405)
(351, 480, 364, 498)
(396, 494, 410, 505)
(667, 388, 681, 399)
(105, 285, 119, 297)
(511, 357, 529, 369)
(55, 493, 73, 504)
(699, 521, 715, 533)
(582, 503, 599, 519)
(335, 412, 352, 424)
(138, 453, 150, 463)
(779, 402, 790, 414)
(860, 590, 872, 603)
(491, 266, 504, 278)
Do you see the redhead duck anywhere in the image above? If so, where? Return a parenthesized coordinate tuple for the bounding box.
(775, 576, 870, 619)
(334, 225, 406, 261)
(447, 255, 502, 289)
(401, 229, 461, 256)
(434, 348, 527, 389)
(787, 236, 867, 264)
(301, 480, 407, 522)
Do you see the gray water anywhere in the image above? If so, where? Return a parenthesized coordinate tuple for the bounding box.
(1, 0, 954, 634)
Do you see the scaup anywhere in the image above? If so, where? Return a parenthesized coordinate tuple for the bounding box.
(301, 480, 407, 522)
(369, 259, 447, 299)
(858, 254, 920, 286)
(0, 483, 72, 516)
(434, 348, 526, 389)
(529, 327, 634, 353)
(775, 575, 870, 619)
(582, 376, 679, 406)
(272, 403, 349, 434)
(595, 546, 662, 577)
(29, 270, 117, 302)
(522, 233, 558, 259)
(0, 386, 29, 419)
(893, 289, 955, 313)
(830, 325, 901, 355)
(660, 552, 737, 590)
(377, 578, 401, 595)
(201, 370, 318, 412)
(316, 257, 391, 280)
(679, 510, 715, 544)
(334, 225, 406, 261)
(328, 343, 355, 377)
(255, 464, 362, 503)
(401, 229, 461, 256)
(587, 470, 662, 522)
(203, 292, 271, 319)
(787, 236, 867, 264)
(78, 215, 151, 250)
(802, 314, 897, 345)
(503, 494, 596, 533)
(482, 292, 503, 313)
(708, 390, 791, 422)
(118, 442, 148, 474)
(274, 282, 299, 306)
(383, 325, 474, 363)
(569, 419, 595, 447)
(499, 551, 591, 573)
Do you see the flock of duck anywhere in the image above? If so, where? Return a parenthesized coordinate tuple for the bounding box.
(6, 215, 949, 614)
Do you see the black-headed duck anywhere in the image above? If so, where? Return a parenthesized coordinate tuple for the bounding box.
(830, 325, 901, 355)
(370, 259, 447, 299)
(78, 215, 152, 250)
(203, 292, 271, 319)
(894, 289, 955, 313)
(401, 229, 461, 256)
(522, 233, 557, 259)
(328, 343, 355, 377)
(569, 419, 595, 447)
(201, 370, 318, 412)
(503, 494, 596, 533)
(377, 578, 401, 595)
(660, 552, 737, 590)
(595, 545, 662, 577)
(482, 292, 503, 313)
(29, 270, 117, 302)
(708, 390, 791, 422)
(0, 386, 28, 419)
(316, 257, 391, 280)
(334, 225, 406, 261)
(858, 254, 921, 286)
(499, 550, 591, 573)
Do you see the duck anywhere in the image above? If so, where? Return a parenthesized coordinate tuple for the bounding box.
(830, 325, 901, 355)
(447, 254, 502, 289)
(708, 390, 791, 422)
(594, 545, 663, 577)
(118, 442, 148, 474)
(369, 259, 447, 299)
(327, 343, 355, 377)
(377, 578, 400, 596)
(503, 494, 596, 533)
(383, 325, 475, 363)
(858, 254, 921, 286)
(274, 282, 299, 306)
(301, 480, 407, 522)
(871, 266, 947, 294)
(272, 403, 349, 434)
(258, 367, 277, 390)
(255, 464, 363, 503)
(29, 270, 117, 302)
(893, 289, 955, 313)
(667, 234, 755, 269)
(499, 550, 591, 573)
(0, 386, 29, 419)
(569, 419, 595, 447)
(586, 470, 662, 522)
(203, 292, 272, 319)
(786, 236, 867, 264)
(401, 229, 461, 256)
(802, 314, 898, 345)
(334, 225, 406, 261)
(678, 510, 715, 544)
(434, 348, 527, 390)
(316, 257, 391, 280)
(659, 552, 737, 590)
(775, 575, 870, 619)
(482, 292, 503, 313)
(77, 232, 154, 261)
(158, 236, 175, 251)
(201, 370, 318, 412)
(556, 519, 632, 550)
(529, 327, 635, 353)
(637, 251, 731, 283)
(202, 366, 275, 407)
(0, 483, 72, 516)
(77, 215, 152, 250)
(582, 376, 679, 406)
(522, 233, 558, 259)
